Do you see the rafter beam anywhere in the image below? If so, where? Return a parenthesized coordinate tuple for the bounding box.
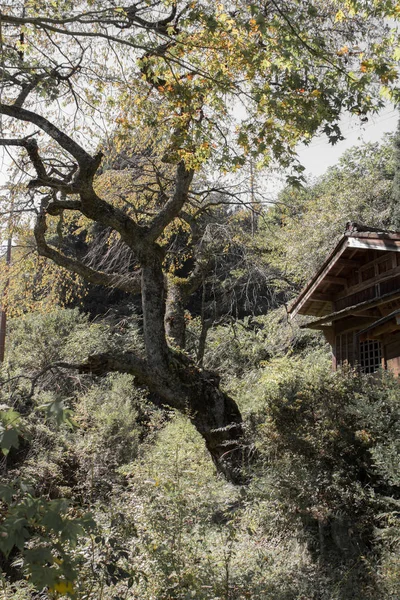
(324, 275, 347, 286)
(336, 258, 360, 268)
(311, 293, 333, 302)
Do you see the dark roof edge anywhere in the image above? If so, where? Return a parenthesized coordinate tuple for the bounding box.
(288, 234, 347, 316)
(356, 309, 400, 337)
(345, 221, 400, 236)
(299, 289, 400, 329)
(289, 227, 400, 317)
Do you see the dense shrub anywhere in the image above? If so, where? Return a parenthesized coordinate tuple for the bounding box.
(189, 306, 325, 379)
(0, 310, 399, 599)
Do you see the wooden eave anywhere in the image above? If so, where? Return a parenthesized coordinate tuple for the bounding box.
(357, 309, 400, 342)
(289, 232, 400, 319)
(299, 289, 400, 331)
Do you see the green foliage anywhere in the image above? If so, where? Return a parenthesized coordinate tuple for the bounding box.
(194, 306, 326, 379)
(5, 307, 144, 373)
(72, 372, 162, 501)
(0, 0, 399, 584)
(38, 393, 77, 429)
(0, 476, 96, 597)
(108, 413, 325, 599)
(71, 355, 399, 600)
(0, 309, 154, 597)
(0, 257, 399, 599)
(118, 415, 237, 599)
(0, 580, 36, 600)
(391, 115, 400, 228)
(0, 408, 24, 455)
(5, 308, 90, 372)
(265, 136, 396, 287)
(236, 353, 400, 598)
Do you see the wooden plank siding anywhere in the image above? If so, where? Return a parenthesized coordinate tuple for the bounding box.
(289, 227, 400, 377)
(289, 231, 400, 319)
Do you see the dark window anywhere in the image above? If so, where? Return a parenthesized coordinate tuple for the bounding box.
(359, 340, 382, 374)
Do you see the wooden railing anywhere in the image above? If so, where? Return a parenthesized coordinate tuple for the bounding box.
(335, 274, 400, 312)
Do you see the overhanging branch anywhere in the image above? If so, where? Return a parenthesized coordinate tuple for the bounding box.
(0, 103, 94, 165)
(34, 210, 142, 295)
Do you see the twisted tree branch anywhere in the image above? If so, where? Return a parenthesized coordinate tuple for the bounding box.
(34, 210, 142, 295)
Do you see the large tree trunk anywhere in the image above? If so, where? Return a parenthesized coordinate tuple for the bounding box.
(92, 253, 247, 483)
(36, 199, 247, 482)
(165, 279, 186, 349)
(141, 255, 170, 372)
(34, 158, 247, 482)
(80, 255, 247, 483)
(81, 349, 247, 484)
(167, 355, 246, 483)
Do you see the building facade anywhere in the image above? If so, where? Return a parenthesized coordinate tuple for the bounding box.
(289, 223, 400, 376)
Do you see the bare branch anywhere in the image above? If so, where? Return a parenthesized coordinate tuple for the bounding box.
(0, 13, 154, 52)
(77, 352, 151, 381)
(46, 199, 82, 214)
(34, 209, 142, 295)
(0, 137, 79, 192)
(0, 103, 94, 165)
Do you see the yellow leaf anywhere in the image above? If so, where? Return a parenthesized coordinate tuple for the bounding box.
(49, 580, 74, 595)
(337, 45, 349, 56)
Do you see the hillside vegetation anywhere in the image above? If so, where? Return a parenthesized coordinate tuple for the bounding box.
(1, 135, 400, 599)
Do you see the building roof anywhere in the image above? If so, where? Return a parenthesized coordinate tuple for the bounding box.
(300, 290, 400, 330)
(357, 309, 400, 341)
(288, 223, 400, 319)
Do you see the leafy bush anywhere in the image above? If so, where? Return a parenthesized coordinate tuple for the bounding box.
(0, 308, 398, 600)
(238, 353, 400, 598)
(0, 309, 156, 597)
(193, 306, 326, 379)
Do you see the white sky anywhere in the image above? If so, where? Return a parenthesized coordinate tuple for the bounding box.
(250, 105, 399, 202)
(298, 105, 399, 178)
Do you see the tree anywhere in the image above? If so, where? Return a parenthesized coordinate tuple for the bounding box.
(0, 0, 399, 481)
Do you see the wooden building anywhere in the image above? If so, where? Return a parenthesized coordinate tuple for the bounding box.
(289, 223, 400, 376)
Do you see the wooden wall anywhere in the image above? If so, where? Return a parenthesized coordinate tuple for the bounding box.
(384, 333, 400, 377)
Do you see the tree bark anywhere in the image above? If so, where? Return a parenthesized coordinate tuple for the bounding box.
(178, 364, 246, 483)
(197, 317, 212, 367)
(165, 279, 187, 348)
(81, 350, 246, 484)
(117, 251, 246, 483)
(141, 255, 170, 372)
